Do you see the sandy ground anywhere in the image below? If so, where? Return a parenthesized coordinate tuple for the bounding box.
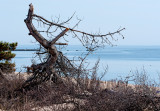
(1, 72, 160, 111)
(3, 72, 32, 80)
(4, 72, 160, 91)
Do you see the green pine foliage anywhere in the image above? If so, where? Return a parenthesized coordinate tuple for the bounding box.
(0, 41, 18, 73)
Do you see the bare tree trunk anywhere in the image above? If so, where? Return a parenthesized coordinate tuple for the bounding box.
(18, 4, 69, 91)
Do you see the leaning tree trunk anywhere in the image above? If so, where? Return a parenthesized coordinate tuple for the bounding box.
(17, 4, 125, 92)
(19, 4, 69, 91)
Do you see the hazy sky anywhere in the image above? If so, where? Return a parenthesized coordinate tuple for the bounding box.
(0, 0, 160, 46)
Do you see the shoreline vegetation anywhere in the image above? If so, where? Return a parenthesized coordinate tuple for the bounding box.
(0, 72, 160, 111)
(6, 72, 160, 92)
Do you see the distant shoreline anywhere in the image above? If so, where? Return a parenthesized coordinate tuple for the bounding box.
(13, 49, 38, 51)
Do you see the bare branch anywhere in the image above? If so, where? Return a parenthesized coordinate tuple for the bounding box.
(59, 12, 76, 25)
(55, 43, 68, 45)
(33, 14, 125, 38)
(50, 28, 69, 45)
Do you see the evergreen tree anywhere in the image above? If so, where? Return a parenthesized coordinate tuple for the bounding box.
(0, 41, 18, 73)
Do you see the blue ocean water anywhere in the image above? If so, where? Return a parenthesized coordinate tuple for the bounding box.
(12, 45, 160, 82)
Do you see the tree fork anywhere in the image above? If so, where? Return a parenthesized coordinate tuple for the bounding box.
(19, 4, 69, 91)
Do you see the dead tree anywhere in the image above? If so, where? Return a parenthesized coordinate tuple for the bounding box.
(19, 4, 125, 91)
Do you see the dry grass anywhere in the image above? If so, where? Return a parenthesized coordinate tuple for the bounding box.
(0, 71, 160, 111)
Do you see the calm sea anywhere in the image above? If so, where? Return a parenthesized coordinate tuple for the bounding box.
(12, 45, 160, 82)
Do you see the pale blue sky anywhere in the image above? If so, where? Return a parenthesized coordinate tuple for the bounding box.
(0, 0, 160, 46)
